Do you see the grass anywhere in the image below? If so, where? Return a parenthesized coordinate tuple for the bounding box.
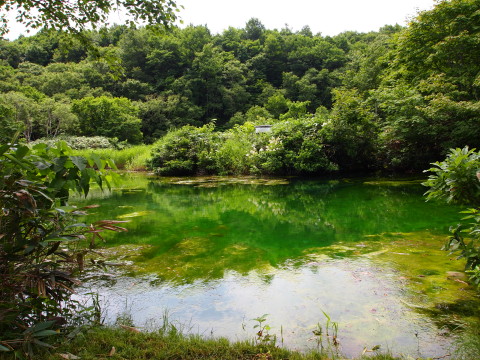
(9, 325, 405, 360)
(74, 144, 153, 171)
(451, 320, 480, 360)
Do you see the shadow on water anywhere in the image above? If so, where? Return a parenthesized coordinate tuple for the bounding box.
(76, 174, 480, 358)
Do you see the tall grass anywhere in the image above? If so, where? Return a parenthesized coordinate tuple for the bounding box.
(23, 325, 405, 360)
(74, 145, 152, 171)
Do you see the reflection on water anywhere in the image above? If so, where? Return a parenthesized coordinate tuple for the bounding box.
(76, 175, 478, 358)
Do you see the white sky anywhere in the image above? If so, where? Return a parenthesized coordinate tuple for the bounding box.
(5, 0, 437, 40)
(173, 0, 438, 35)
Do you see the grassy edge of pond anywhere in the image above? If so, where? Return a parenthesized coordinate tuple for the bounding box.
(73, 145, 153, 171)
(4, 320, 480, 360)
(14, 325, 412, 360)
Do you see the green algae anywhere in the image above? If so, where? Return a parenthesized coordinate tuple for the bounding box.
(363, 179, 425, 186)
(117, 210, 153, 219)
(75, 174, 480, 357)
(166, 176, 291, 187)
(77, 175, 467, 285)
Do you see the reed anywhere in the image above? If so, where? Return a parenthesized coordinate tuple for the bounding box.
(74, 145, 152, 171)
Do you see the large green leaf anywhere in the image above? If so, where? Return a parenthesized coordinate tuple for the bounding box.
(70, 156, 87, 171)
(15, 145, 30, 159)
(0, 144, 10, 156)
(23, 321, 56, 334)
(33, 330, 59, 337)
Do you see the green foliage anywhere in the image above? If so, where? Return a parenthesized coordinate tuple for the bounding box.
(264, 93, 289, 119)
(149, 117, 338, 176)
(75, 144, 152, 171)
(32, 324, 344, 360)
(312, 311, 339, 354)
(149, 124, 218, 176)
(253, 117, 337, 175)
(0, 0, 180, 36)
(424, 147, 480, 289)
(214, 123, 256, 175)
(444, 209, 480, 289)
(373, 84, 428, 170)
(30, 136, 114, 150)
(279, 100, 310, 120)
(252, 314, 276, 348)
(138, 95, 202, 143)
(0, 92, 80, 142)
(0, 0, 478, 172)
(0, 103, 22, 141)
(224, 106, 273, 129)
(423, 147, 480, 205)
(0, 138, 123, 355)
(0, 91, 39, 142)
(395, 0, 480, 93)
(72, 96, 143, 144)
(323, 88, 378, 170)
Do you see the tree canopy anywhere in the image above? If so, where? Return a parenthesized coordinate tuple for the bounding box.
(0, 0, 181, 36)
(0, 0, 479, 174)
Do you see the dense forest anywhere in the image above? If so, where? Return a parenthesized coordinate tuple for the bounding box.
(0, 0, 479, 175)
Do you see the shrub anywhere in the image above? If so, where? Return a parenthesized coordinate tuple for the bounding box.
(149, 118, 339, 177)
(423, 146, 480, 205)
(423, 146, 480, 289)
(149, 124, 219, 176)
(252, 117, 338, 175)
(215, 123, 256, 175)
(30, 136, 115, 150)
(0, 139, 124, 356)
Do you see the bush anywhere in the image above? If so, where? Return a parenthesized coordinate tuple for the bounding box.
(0, 139, 123, 356)
(149, 117, 340, 177)
(214, 122, 256, 175)
(251, 117, 337, 175)
(423, 146, 480, 289)
(423, 146, 480, 205)
(149, 124, 219, 176)
(30, 136, 115, 150)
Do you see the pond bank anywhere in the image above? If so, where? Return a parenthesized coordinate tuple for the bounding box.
(36, 325, 424, 360)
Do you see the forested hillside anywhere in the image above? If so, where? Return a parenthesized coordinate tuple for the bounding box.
(0, 0, 479, 174)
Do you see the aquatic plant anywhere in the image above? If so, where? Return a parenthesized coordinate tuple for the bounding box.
(252, 314, 277, 348)
(312, 311, 339, 354)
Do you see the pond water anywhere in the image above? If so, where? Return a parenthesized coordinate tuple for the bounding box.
(76, 174, 479, 358)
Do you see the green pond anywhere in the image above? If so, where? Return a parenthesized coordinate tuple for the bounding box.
(76, 174, 479, 358)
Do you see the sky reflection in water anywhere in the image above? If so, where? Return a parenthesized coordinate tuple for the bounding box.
(77, 175, 475, 358)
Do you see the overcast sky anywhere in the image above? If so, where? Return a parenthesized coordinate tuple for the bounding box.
(5, 0, 437, 40)
(172, 0, 437, 35)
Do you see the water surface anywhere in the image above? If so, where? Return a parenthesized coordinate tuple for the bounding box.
(77, 174, 478, 358)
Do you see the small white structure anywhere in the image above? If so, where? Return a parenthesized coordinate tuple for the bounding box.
(255, 125, 272, 133)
